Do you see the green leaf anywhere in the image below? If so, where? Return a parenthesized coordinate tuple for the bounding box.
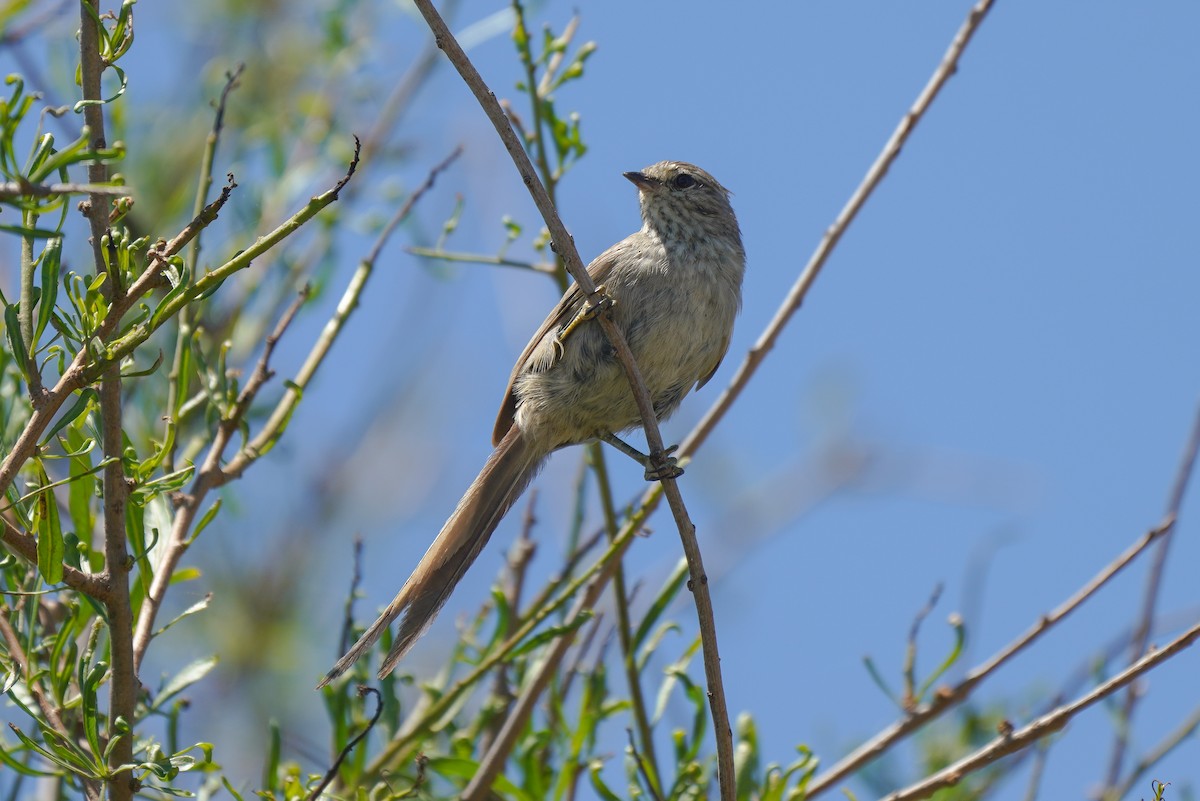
(190, 499, 222, 541)
(633, 558, 688, 654)
(587, 761, 624, 801)
(153, 593, 211, 639)
(81, 659, 107, 764)
(5, 301, 29, 379)
(0, 222, 64, 238)
(34, 238, 62, 344)
(509, 611, 592, 659)
(40, 388, 97, 446)
(916, 613, 966, 703)
(263, 719, 281, 792)
(155, 656, 218, 710)
(221, 777, 247, 801)
(33, 461, 64, 584)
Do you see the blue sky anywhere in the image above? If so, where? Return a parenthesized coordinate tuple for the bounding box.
(6, 1, 1199, 797)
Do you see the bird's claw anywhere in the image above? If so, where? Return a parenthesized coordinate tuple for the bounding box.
(555, 285, 615, 354)
(643, 452, 684, 482)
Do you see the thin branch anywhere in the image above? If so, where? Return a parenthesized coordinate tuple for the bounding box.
(1, 516, 111, 600)
(679, 0, 997, 461)
(880, 620, 1200, 801)
(131, 286, 311, 669)
(1109, 703, 1200, 801)
(164, 63, 245, 478)
(626, 728, 666, 801)
(0, 177, 236, 500)
(591, 443, 661, 794)
(0, 181, 130, 198)
(806, 515, 1175, 798)
(337, 535, 365, 657)
(220, 144, 458, 481)
(306, 686, 384, 801)
(902, 583, 943, 710)
(409, 1, 737, 793)
(405, 246, 557, 274)
(1104, 400, 1200, 785)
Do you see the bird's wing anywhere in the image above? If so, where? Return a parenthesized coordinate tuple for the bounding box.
(695, 329, 732, 391)
(492, 248, 621, 445)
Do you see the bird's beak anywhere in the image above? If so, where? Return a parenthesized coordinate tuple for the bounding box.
(623, 170, 654, 190)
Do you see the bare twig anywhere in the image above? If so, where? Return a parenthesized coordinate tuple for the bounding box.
(409, 2, 737, 794)
(627, 728, 666, 801)
(881, 620, 1200, 801)
(809, 407, 1200, 796)
(1109, 703, 1200, 801)
(405, 246, 557, 274)
(132, 285, 311, 669)
(164, 63, 245, 477)
(0, 181, 130, 198)
(902, 583, 943, 710)
(679, 0, 997, 461)
(806, 516, 1175, 798)
(1104, 400, 1200, 785)
(337, 535, 365, 657)
(306, 686, 384, 801)
(220, 144, 456, 482)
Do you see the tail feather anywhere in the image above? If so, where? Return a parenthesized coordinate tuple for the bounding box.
(318, 426, 543, 688)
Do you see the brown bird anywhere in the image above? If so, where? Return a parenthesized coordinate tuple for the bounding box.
(319, 161, 745, 686)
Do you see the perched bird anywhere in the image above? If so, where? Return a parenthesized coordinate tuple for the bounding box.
(320, 161, 745, 686)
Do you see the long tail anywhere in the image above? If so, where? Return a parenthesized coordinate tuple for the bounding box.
(318, 426, 544, 688)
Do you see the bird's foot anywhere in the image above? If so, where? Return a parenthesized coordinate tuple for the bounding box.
(601, 433, 684, 481)
(553, 285, 615, 358)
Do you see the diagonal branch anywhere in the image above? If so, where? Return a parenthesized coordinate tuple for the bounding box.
(1103, 400, 1200, 785)
(679, 0, 997, 461)
(0, 178, 235, 500)
(808, 402, 1200, 797)
(881, 619, 1200, 801)
(131, 285, 310, 670)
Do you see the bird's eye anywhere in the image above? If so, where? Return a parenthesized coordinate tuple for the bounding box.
(672, 173, 696, 189)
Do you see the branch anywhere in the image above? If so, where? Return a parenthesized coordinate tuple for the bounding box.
(679, 0, 997, 460)
(1109, 702, 1200, 801)
(164, 63, 245, 477)
(0, 177, 235, 500)
(409, 2, 737, 794)
(0, 180, 130, 198)
(220, 144, 459, 481)
(131, 285, 310, 670)
(306, 686, 384, 801)
(809, 403, 1200, 797)
(78, 4, 136, 800)
(806, 515, 1176, 798)
(880, 620, 1200, 801)
(1104, 399, 1200, 785)
(0, 516, 111, 600)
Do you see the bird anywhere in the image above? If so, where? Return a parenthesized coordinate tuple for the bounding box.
(319, 160, 745, 687)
